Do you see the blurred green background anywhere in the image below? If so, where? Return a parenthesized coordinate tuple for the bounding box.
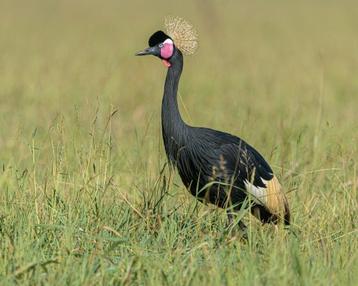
(0, 0, 357, 285)
(1, 0, 357, 152)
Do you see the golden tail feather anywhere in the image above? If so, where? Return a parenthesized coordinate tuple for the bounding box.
(253, 176, 290, 225)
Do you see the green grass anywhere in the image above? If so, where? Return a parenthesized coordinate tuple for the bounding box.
(0, 0, 357, 285)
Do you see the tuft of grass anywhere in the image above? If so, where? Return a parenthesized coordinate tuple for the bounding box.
(0, 0, 357, 285)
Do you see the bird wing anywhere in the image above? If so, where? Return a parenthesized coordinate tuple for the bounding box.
(211, 142, 273, 192)
(213, 141, 289, 219)
(190, 128, 288, 216)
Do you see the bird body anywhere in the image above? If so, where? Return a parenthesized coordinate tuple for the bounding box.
(137, 26, 290, 228)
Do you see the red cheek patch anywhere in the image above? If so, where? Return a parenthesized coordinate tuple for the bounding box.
(160, 43, 173, 59)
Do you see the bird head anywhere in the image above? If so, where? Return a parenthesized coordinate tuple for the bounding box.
(136, 17, 198, 68)
(136, 30, 175, 68)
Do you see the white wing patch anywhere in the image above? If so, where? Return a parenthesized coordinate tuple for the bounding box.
(244, 178, 268, 205)
(244, 176, 289, 221)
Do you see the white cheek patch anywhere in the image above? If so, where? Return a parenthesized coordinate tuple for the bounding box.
(163, 38, 174, 45)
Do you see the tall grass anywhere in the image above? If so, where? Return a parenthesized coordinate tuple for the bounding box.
(0, 0, 357, 285)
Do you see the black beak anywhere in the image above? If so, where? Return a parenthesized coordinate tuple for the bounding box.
(135, 46, 157, 56)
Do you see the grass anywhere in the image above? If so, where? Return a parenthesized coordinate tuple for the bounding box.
(0, 0, 357, 285)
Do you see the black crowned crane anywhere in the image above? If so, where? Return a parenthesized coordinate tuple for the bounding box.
(136, 17, 290, 233)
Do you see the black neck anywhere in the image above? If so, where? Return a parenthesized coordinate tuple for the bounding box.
(161, 48, 188, 163)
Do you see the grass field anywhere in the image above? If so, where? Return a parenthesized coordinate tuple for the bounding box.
(0, 0, 357, 285)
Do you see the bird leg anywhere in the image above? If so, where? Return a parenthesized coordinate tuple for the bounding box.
(226, 210, 248, 239)
(227, 210, 235, 226)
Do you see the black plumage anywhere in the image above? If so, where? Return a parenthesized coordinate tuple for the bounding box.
(149, 30, 171, 47)
(137, 33, 290, 230)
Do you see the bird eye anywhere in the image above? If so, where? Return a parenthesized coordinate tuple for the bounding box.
(159, 43, 164, 48)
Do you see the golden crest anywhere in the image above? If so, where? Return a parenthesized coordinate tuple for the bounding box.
(165, 16, 198, 55)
